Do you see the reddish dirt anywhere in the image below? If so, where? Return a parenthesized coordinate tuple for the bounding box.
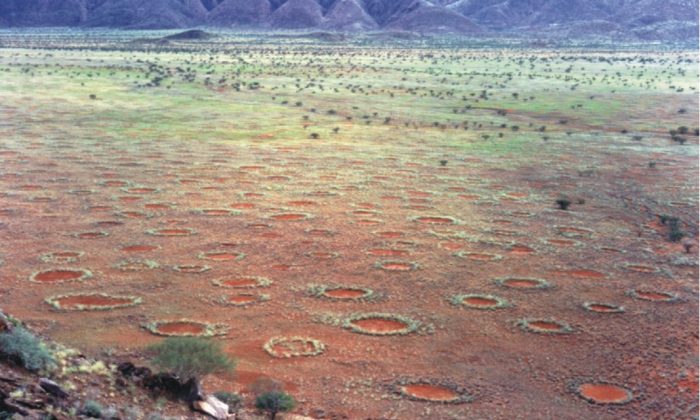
(578, 383, 631, 404)
(463, 296, 499, 307)
(402, 384, 459, 401)
(323, 288, 366, 299)
(218, 278, 260, 288)
(350, 318, 408, 333)
(228, 295, 257, 304)
(154, 322, 205, 335)
(32, 269, 87, 283)
(53, 295, 133, 309)
(1, 113, 697, 419)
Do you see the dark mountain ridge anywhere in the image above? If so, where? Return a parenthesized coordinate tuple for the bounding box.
(0, 0, 697, 41)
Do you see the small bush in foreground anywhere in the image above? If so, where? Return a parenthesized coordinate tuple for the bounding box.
(0, 326, 55, 372)
(149, 337, 235, 384)
(256, 391, 296, 420)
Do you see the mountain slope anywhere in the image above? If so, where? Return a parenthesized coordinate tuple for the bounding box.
(0, 0, 697, 41)
(207, 0, 271, 25)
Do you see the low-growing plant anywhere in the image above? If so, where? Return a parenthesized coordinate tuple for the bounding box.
(80, 400, 103, 418)
(0, 326, 55, 372)
(213, 391, 242, 410)
(556, 198, 572, 210)
(255, 391, 296, 420)
(149, 337, 235, 389)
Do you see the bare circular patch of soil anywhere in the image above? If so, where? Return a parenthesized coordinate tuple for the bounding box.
(583, 302, 625, 314)
(455, 252, 503, 262)
(577, 383, 633, 405)
(116, 210, 153, 219)
(120, 244, 160, 253)
(308, 285, 377, 302)
(518, 319, 573, 335)
(269, 213, 313, 221)
(628, 289, 678, 302)
(143, 319, 228, 337)
(213, 276, 272, 289)
(305, 228, 336, 237)
(497, 278, 551, 290)
(146, 228, 197, 236)
(366, 248, 410, 257)
(46, 293, 141, 311)
(545, 238, 580, 247)
(623, 263, 659, 273)
(509, 244, 535, 255)
(73, 231, 109, 239)
(122, 186, 158, 194)
(394, 379, 472, 404)
(172, 264, 211, 274)
(40, 251, 84, 264)
(375, 260, 419, 272)
(30, 268, 92, 284)
(99, 180, 130, 187)
(198, 251, 245, 262)
(356, 219, 382, 225)
(412, 216, 458, 225)
(344, 313, 419, 336)
(263, 336, 326, 358)
(450, 294, 509, 310)
(557, 226, 594, 238)
(194, 208, 240, 217)
(286, 200, 317, 207)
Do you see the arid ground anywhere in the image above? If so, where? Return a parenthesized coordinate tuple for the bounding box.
(0, 31, 698, 419)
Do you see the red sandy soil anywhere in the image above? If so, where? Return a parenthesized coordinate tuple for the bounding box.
(0, 126, 697, 419)
(52, 294, 134, 309)
(402, 384, 459, 402)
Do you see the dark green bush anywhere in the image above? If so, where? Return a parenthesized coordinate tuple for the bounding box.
(255, 391, 296, 420)
(0, 327, 55, 372)
(81, 400, 103, 418)
(149, 337, 235, 382)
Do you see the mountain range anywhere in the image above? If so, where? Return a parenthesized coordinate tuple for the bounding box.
(0, 0, 697, 41)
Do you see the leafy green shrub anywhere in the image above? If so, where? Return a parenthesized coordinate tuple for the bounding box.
(81, 400, 103, 418)
(255, 391, 296, 420)
(149, 337, 235, 382)
(0, 327, 55, 372)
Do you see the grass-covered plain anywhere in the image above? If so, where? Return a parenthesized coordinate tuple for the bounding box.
(0, 30, 697, 418)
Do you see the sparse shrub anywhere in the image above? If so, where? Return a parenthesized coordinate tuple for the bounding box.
(555, 198, 572, 210)
(81, 400, 103, 418)
(255, 391, 296, 420)
(214, 391, 242, 410)
(89, 94, 97, 100)
(149, 337, 235, 386)
(309, 133, 320, 139)
(0, 326, 55, 372)
(439, 160, 448, 166)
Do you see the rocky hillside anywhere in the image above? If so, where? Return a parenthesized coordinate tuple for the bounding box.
(0, 0, 697, 41)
